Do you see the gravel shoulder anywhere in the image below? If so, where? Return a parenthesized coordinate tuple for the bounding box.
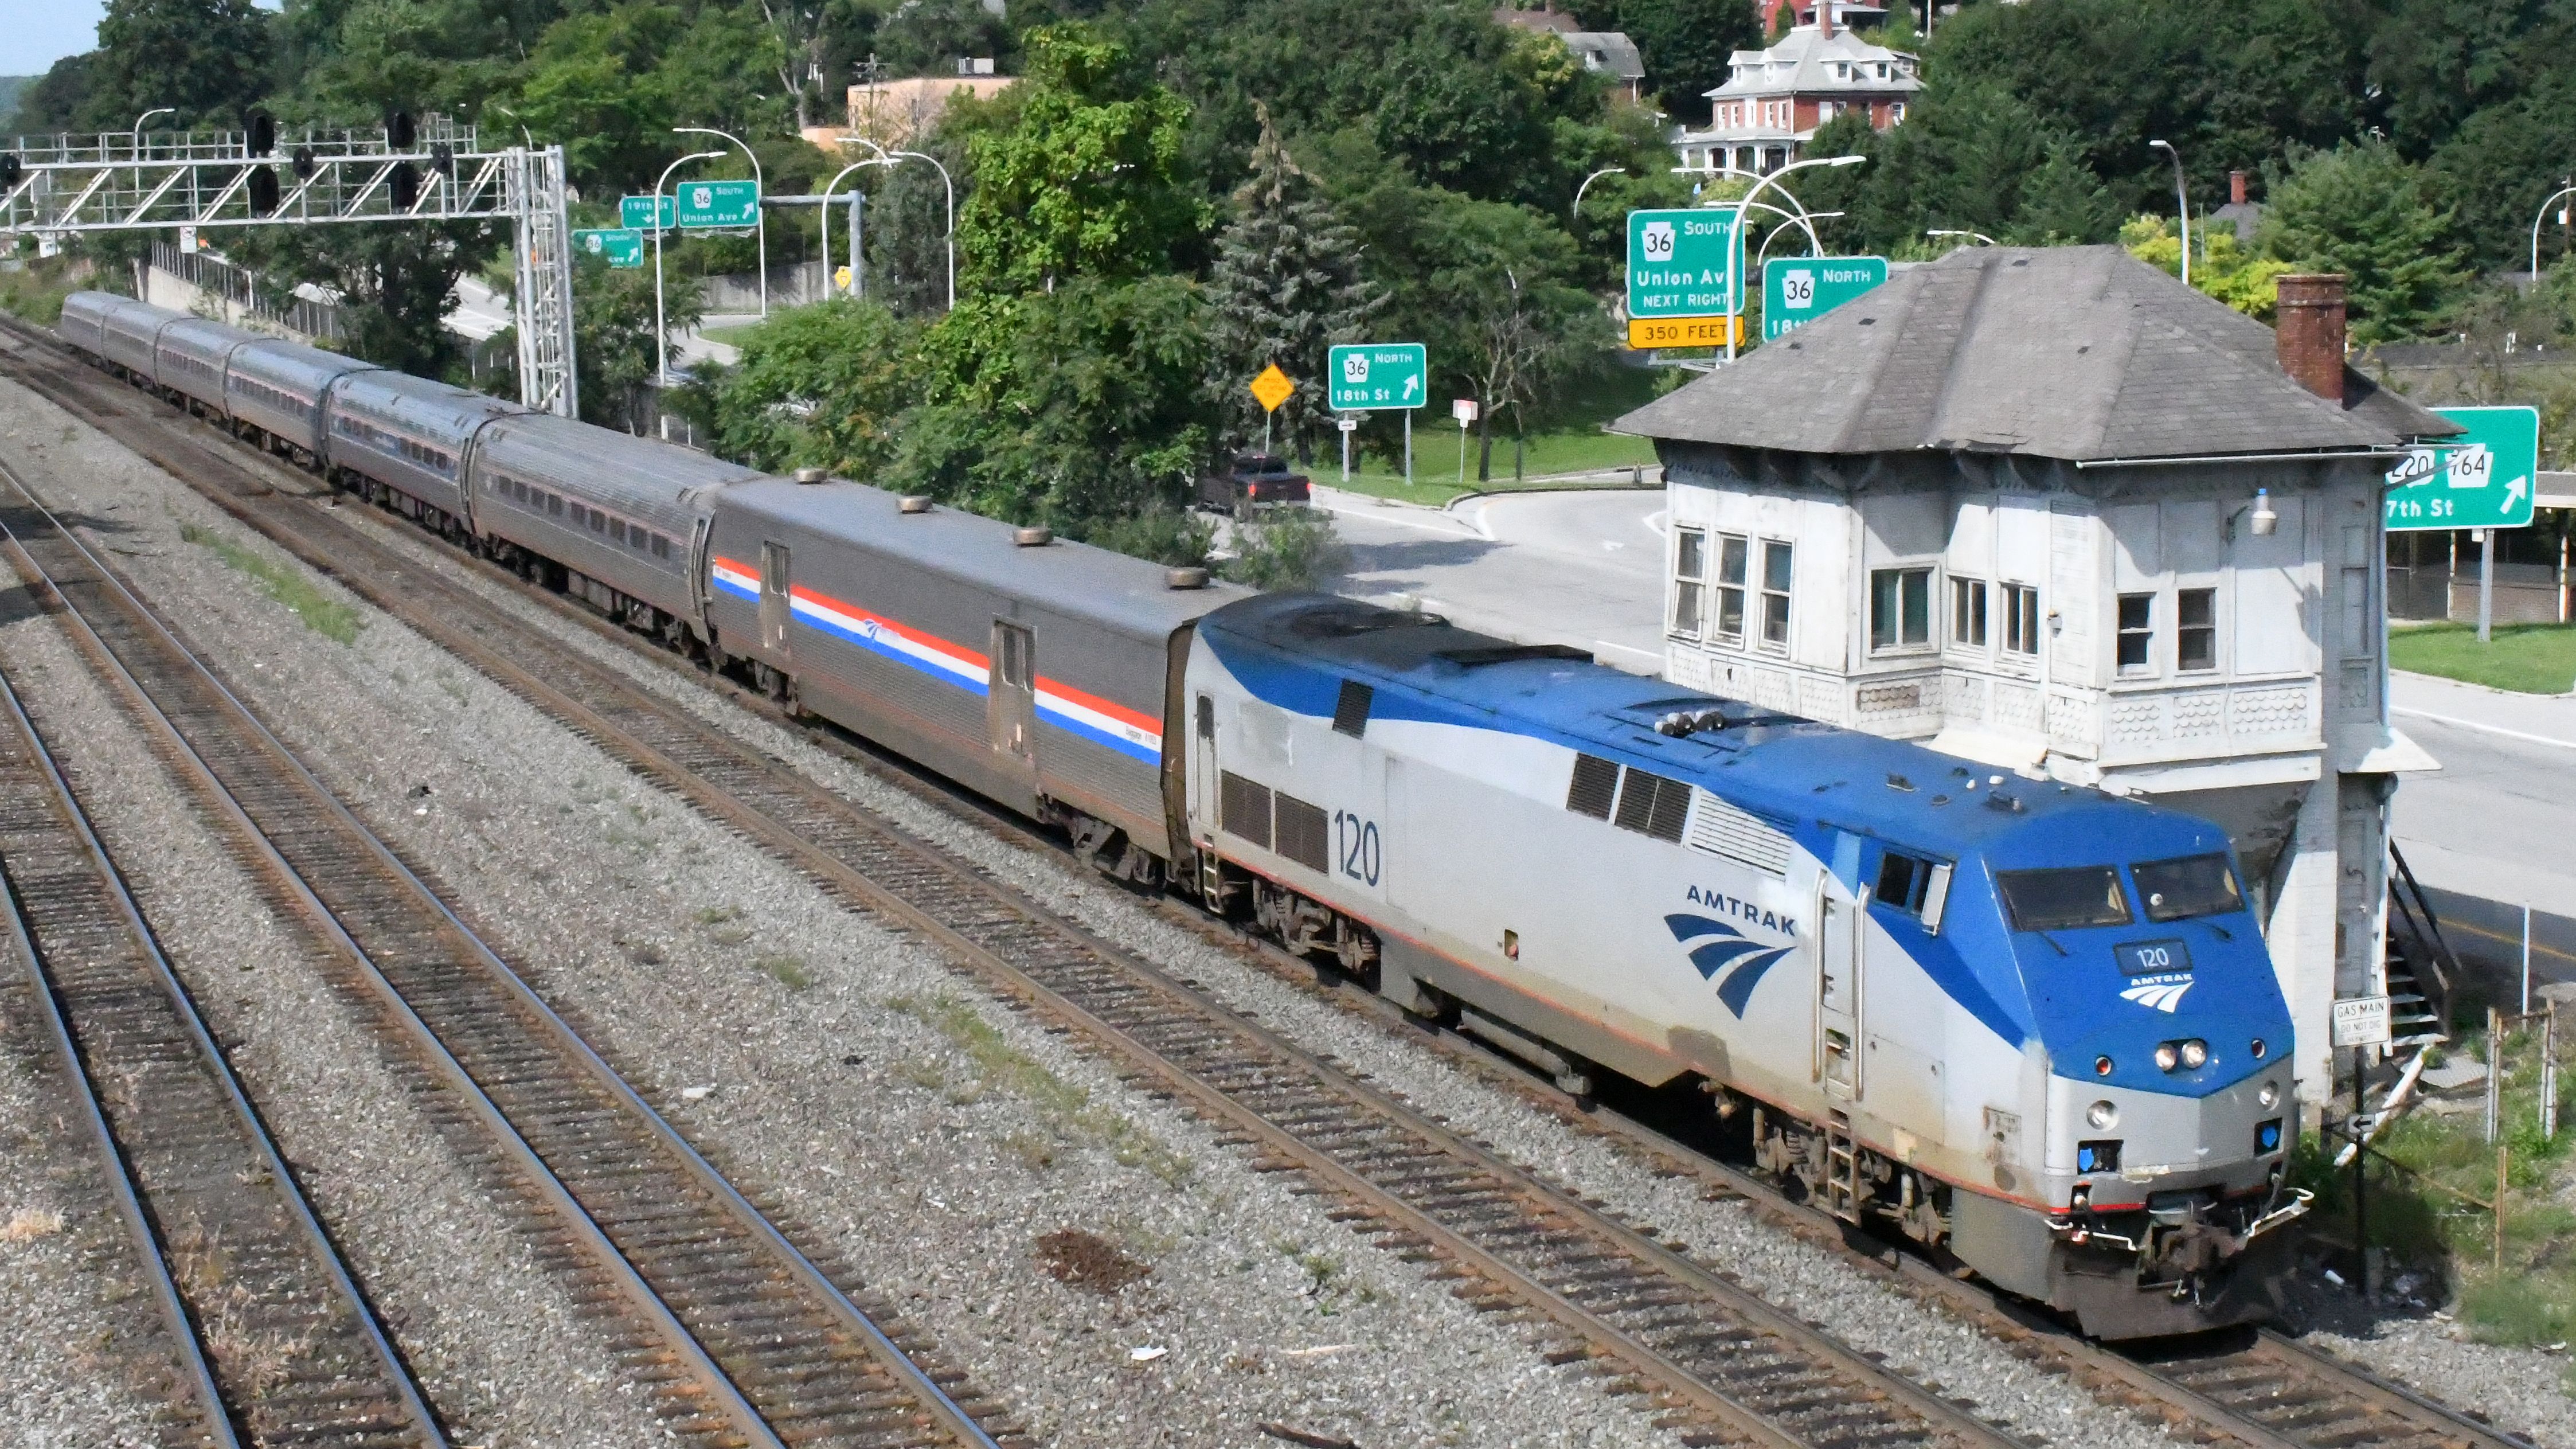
(0, 380, 1706, 1446)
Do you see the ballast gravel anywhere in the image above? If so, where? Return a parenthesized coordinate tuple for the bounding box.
(2284, 1279, 2576, 1448)
(0, 423, 677, 1447)
(0, 380, 1693, 1446)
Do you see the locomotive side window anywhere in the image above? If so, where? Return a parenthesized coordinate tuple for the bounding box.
(1566, 754, 1620, 819)
(1997, 866, 2132, 932)
(2132, 853, 2242, 922)
(1875, 850, 1956, 932)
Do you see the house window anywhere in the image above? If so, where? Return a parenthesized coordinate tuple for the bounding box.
(2002, 583, 2039, 656)
(2177, 587, 2218, 671)
(1672, 527, 1706, 636)
(1890, 101, 1906, 122)
(1951, 576, 1987, 648)
(2116, 592, 2155, 674)
(1715, 534, 1748, 642)
(1759, 540, 1793, 650)
(1869, 567, 1932, 651)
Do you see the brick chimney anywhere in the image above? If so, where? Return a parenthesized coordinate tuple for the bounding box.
(1817, 0, 1834, 36)
(2274, 274, 2347, 405)
(2229, 170, 2247, 206)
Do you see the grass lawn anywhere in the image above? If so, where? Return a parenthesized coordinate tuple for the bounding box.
(1323, 425, 1660, 507)
(698, 322, 761, 347)
(2390, 620, 2576, 694)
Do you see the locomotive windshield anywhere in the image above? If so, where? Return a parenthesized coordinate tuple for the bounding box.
(2132, 853, 2243, 922)
(1996, 866, 2132, 932)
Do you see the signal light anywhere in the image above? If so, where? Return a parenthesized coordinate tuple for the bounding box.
(292, 146, 316, 182)
(0, 154, 20, 190)
(390, 161, 419, 209)
(247, 110, 275, 157)
(386, 111, 416, 150)
(248, 165, 279, 214)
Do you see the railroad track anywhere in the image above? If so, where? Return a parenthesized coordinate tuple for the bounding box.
(0, 315, 2535, 1449)
(0, 579, 441, 1447)
(0, 452, 1019, 1449)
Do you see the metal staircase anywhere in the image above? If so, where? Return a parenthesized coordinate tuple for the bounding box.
(2385, 844, 2458, 1050)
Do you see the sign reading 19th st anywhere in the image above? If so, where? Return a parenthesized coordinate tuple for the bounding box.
(1627, 208, 1741, 321)
(2385, 405, 2542, 532)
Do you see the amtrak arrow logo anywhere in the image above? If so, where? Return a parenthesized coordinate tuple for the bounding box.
(2119, 971, 2194, 1013)
(1666, 913, 1794, 1018)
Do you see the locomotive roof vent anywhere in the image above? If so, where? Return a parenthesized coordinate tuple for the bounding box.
(1013, 526, 1053, 546)
(793, 466, 828, 483)
(1164, 567, 1209, 589)
(897, 494, 935, 514)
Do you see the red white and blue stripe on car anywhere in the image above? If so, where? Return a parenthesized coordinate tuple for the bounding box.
(710, 557, 1162, 764)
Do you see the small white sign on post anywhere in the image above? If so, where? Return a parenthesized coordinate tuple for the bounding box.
(1452, 398, 1479, 424)
(2331, 995, 2393, 1049)
(177, 225, 199, 253)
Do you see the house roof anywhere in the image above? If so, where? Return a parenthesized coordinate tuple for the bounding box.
(1709, 25, 1920, 101)
(1612, 245, 2459, 462)
(1560, 30, 1645, 82)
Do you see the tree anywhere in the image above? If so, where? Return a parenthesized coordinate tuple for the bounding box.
(570, 254, 701, 434)
(1403, 194, 1604, 481)
(957, 26, 1209, 294)
(1570, 0, 1764, 124)
(78, 0, 272, 131)
(1207, 103, 1383, 462)
(238, 221, 502, 379)
(679, 298, 918, 468)
(2120, 214, 2292, 320)
(6, 54, 93, 134)
(2258, 140, 2469, 343)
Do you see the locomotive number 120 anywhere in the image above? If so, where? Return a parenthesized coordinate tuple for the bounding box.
(1332, 810, 1382, 886)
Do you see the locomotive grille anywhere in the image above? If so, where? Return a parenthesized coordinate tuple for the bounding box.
(1614, 768, 1691, 843)
(1686, 788, 1793, 876)
(1566, 753, 1620, 819)
(1274, 794, 1331, 874)
(1221, 771, 1273, 850)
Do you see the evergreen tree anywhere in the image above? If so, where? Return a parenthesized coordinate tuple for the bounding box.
(79, 0, 272, 131)
(1207, 103, 1384, 463)
(2258, 139, 2469, 343)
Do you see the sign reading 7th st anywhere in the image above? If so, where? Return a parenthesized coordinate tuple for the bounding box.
(1327, 343, 1428, 411)
(2385, 405, 2541, 532)
(1627, 208, 1742, 320)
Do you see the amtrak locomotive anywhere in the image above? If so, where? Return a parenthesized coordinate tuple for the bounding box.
(54, 291, 2309, 1337)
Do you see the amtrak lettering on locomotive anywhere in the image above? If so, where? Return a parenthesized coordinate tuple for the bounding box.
(54, 291, 2309, 1338)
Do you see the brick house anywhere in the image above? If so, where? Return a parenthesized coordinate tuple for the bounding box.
(1669, 8, 1918, 175)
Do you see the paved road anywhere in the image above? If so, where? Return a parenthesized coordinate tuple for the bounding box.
(1315, 484, 1669, 672)
(2389, 671, 2576, 994)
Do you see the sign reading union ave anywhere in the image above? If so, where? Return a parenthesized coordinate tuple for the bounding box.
(2384, 404, 2541, 533)
(675, 178, 761, 229)
(1761, 256, 1889, 341)
(1626, 208, 1741, 322)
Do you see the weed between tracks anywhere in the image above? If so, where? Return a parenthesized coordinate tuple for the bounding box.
(177, 523, 365, 645)
(890, 994, 1191, 1187)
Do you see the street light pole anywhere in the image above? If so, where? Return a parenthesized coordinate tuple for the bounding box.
(2148, 138, 2189, 288)
(131, 107, 173, 161)
(655, 150, 725, 393)
(820, 158, 890, 299)
(1926, 228, 2000, 247)
(674, 126, 766, 317)
(1574, 166, 1626, 218)
(890, 150, 955, 311)
(2531, 185, 2576, 282)
(1727, 154, 1865, 362)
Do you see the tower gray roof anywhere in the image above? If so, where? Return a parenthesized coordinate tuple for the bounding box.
(1613, 245, 2458, 462)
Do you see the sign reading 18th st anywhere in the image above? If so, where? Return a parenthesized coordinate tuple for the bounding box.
(1627, 208, 1741, 322)
(1327, 343, 1427, 411)
(2385, 405, 2542, 532)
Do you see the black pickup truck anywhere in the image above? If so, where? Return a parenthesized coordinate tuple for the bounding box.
(1195, 452, 1312, 515)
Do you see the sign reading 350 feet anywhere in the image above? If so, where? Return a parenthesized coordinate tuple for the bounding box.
(2385, 405, 2542, 532)
(1327, 343, 1428, 411)
(1627, 208, 1741, 322)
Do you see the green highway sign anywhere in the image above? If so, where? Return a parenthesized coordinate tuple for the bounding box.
(2385, 405, 2542, 532)
(1627, 207, 1741, 321)
(574, 228, 646, 268)
(620, 194, 674, 231)
(1328, 342, 1428, 411)
(1761, 256, 1888, 341)
(675, 178, 761, 229)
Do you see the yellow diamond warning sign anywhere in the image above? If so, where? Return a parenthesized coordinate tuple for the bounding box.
(1249, 364, 1296, 413)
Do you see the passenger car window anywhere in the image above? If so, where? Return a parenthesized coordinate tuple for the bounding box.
(2132, 853, 2242, 922)
(1996, 866, 2132, 931)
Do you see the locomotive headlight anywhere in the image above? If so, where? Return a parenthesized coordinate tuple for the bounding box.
(2086, 1099, 2118, 1130)
(2154, 1042, 2179, 1072)
(2180, 1039, 2208, 1069)
(2258, 1080, 2281, 1109)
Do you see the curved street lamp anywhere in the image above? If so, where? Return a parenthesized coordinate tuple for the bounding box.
(1726, 154, 1866, 360)
(2148, 138, 2189, 287)
(2531, 185, 2576, 283)
(132, 107, 173, 166)
(655, 149, 726, 388)
(674, 126, 767, 317)
(1573, 166, 1625, 218)
(819, 157, 894, 299)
